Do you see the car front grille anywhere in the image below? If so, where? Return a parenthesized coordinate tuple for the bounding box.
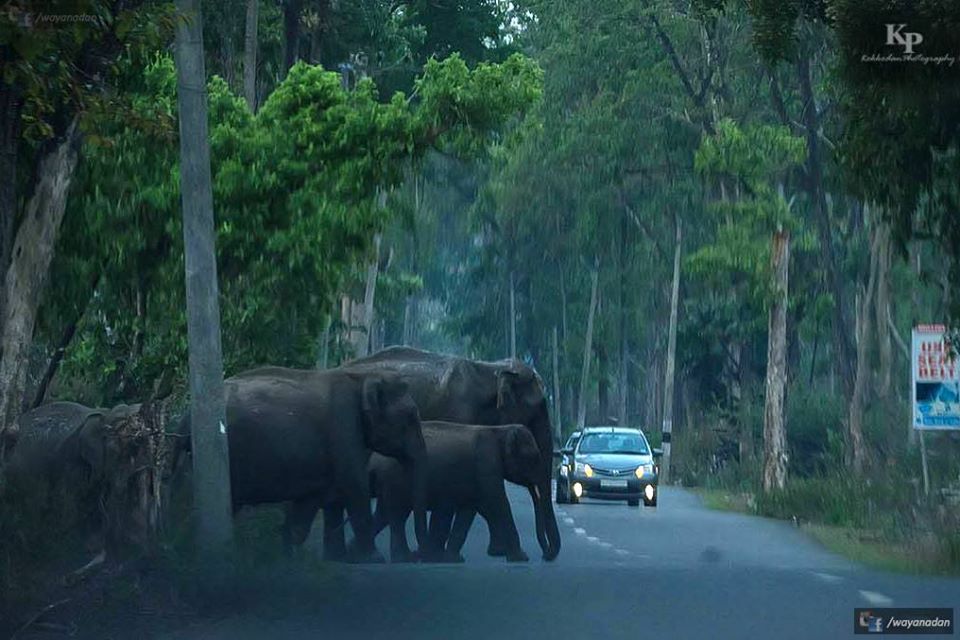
(591, 466, 636, 477)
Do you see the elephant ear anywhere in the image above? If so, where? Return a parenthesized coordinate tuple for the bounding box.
(361, 376, 385, 429)
(76, 413, 108, 482)
(496, 370, 520, 409)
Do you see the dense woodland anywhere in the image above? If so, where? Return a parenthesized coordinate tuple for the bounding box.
(2, 0, 960, 596)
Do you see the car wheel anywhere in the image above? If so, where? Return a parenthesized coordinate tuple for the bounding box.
(643, 493, 658, 508)
(556, 480, 568, 504)
(628, 499, 640, 507)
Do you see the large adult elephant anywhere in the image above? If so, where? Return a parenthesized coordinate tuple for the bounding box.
(343, 347, 561, 561)
(4, 401, 158, 556)
(184, 367, 429, 561)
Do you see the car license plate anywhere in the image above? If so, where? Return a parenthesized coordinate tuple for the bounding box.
(600, 479, 628, 488)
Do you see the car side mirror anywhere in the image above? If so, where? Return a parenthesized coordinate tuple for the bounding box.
(652, 447, 663, 458)
(561, 447, 574, 456)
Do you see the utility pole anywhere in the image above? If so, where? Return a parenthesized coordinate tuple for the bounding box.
(174, 0, 234, 552)
(660, 215, 682, 483)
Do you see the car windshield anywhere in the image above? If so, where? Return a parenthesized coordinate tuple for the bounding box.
(578, 433, 649, 455)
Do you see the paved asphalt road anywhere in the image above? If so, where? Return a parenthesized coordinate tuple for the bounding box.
(163, 485, 960, 640)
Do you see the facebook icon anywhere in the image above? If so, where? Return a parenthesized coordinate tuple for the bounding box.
(867, 616, 884, 633)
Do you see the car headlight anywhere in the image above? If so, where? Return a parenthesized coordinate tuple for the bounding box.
(583, 463, 593, 478)
(635, 464, 654, 479)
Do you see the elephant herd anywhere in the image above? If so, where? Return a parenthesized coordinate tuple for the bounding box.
(5, 347, 562, 564)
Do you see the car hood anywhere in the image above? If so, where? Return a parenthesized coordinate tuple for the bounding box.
(577, 452, 652, 470)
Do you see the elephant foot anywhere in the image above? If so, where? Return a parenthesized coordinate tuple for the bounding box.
(486, 543, 508, 557)
(390, 548, 416, 564)
(322, 547, 348, 562)
(345, 547, 386, 564)
(440, 550, 465, 564)
(505, 549, 529, 563)
(418, 549, 447, 563)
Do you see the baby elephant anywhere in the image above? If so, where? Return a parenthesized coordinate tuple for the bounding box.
(369, 421, 542, 563)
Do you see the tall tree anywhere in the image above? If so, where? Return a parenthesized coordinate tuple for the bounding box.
(243, 0, 259, 110)
(174, 0, 234, 550)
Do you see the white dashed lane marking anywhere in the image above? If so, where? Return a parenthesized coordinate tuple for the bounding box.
(859, 590, 894, 606)
(811, 572, 843, 584)
(563, 517, 575, 525)
(615, 549, 630, 556)
(573, 528, 587, 535)
(586, 536, 599, 543)
(598, 542, 613, 549)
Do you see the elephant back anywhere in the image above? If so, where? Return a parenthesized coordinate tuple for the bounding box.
(6, 402, 104, 480)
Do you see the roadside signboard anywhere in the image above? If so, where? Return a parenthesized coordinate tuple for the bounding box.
(912, 324, 960, 430)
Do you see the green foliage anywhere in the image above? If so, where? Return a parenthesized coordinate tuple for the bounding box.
(688, 119, 805, 310)
(43, 52, 541, 403)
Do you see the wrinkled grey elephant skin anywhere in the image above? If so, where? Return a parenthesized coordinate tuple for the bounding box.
(179, 367, 429, 562)
(343, 347, 561, 561)
(369, 421, 542, 563)
(4, 401, 148, 553)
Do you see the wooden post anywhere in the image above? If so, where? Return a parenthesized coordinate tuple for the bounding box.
(175, 0, 234, 551)
(919, 429, 930, 497)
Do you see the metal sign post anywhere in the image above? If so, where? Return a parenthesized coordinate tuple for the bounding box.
(911, 324, 960, 499)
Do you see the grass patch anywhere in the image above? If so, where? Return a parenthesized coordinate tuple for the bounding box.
(804, 524, 960, 576)
(693, 485, 960, 576)
(693, 488, 754, 514)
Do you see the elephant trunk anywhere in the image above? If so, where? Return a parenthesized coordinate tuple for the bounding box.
(532, 410, 561, 560)
(406, 431, 429, 554)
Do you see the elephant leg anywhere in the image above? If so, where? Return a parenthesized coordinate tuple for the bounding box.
(424, 509, 454, 562)
(444, 508, 475, 563)
(322, 505, 347, 561)
(388, 511, 414, 563)
(480, 481, 527, 562)
(341, 486, 383, 564)
(282, 496, 323, 553)
(485, 513, 509, 557)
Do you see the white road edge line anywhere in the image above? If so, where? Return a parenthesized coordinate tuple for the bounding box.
(859, 590, 893, 606)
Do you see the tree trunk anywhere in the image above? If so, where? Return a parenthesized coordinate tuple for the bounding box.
(619, 214, 629, 426)
(797, 51, 857, 399)
(317, 315, 331, 369)
(359, 234, 381, 358)
(282, 0, 302, 75)
(552, 326, 561, 440)
(875, 223, 892, 396)
(0, 82, 22, 333)
(762, 228, 790, 492)
(848, 215, 881, 474)
(577, 259, 600, 429)
(0, 120, 81, 455)
(509, 270, 517, 359)
(174, 0, 234, 551)
(660, 215, 682, 483)
(597, 336, 609, 422)
(243, 0, 259, 111)
(32, 272, 102, 408)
